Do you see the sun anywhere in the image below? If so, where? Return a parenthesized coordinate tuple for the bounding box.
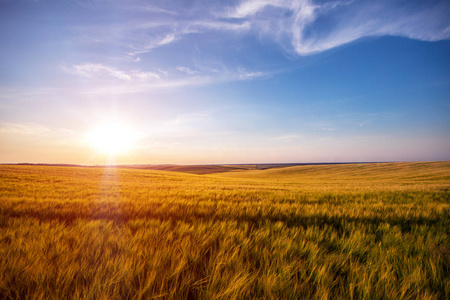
(87, 122, 137, 155)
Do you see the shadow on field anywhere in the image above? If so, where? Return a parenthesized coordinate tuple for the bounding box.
(1, 205, 446, 234)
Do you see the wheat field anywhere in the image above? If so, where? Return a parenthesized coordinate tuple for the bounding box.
(0, 162, 449, 299)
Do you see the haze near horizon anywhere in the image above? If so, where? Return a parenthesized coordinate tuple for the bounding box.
(1, 0, 449, 164)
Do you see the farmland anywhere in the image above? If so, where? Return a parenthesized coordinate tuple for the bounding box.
(0, 162, 449, 299)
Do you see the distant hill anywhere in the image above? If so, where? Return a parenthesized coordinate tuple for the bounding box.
(216, 161, 450, 183)
(3, 161, 391, 175)
(117, 164, 246, 175)
(112, 162, 381, 174)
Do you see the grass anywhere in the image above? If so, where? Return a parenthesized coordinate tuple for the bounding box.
(0, 162, 449, 299)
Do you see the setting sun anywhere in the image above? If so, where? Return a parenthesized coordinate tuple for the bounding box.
(87, 122, 137, 156)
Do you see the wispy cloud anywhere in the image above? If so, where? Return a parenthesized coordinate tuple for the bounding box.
(70, 63, 132, 81)
(120, 4, 178, 16)
(125, 20, 252, 56)
(272, 134, 303, 142)
(176, 66, 197, 75)
(56, 0, 450, 93)
(0, 122, 50, 136)
(64, 63, 270, 93)
(68, 0, 450, 61)
(132, 71, 161, 80)
(0, 87, 59, 101)
(191, 20, 251, 32)
(71, 0, 450, 60)
(238, 70, 267, 80)
(224, 0, 450, 55)
(65, 63, 161, 82)
(128, 33, 178, 56)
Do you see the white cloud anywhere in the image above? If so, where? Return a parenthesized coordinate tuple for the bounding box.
(72, 63, 132, 81)
(125, 19, 251, 56)
(0, 122, 50, 136)
(61, 1, 449, 91)
(0, 87, 59, 101)
(122, 4, 178, 15)
(70, 0, 450, 59)
(237, 71, 267, 80)
(128, 33, 178, 56)
(64, 62, 270, 94)
(159, 33, 176, 45)
(226, 0, 285, 18)
(176, 66, 197, 75)
(191, 20, 251, 32)
(67, 64, 162, 82)
(223, 0, 450, 55)
(132, 71, 161, 80)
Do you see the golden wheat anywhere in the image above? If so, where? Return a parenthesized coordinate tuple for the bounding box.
(0, 162, 449, 299)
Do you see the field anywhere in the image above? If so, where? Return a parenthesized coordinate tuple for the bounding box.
(0, 162, 449, 299)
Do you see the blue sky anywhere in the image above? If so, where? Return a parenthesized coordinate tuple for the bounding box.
(1, 0, 449, 164)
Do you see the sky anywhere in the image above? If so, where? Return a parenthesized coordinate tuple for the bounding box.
(1, 0, 449, 165)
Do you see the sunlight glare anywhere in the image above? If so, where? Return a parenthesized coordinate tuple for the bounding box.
(87, 122, 137, 155)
